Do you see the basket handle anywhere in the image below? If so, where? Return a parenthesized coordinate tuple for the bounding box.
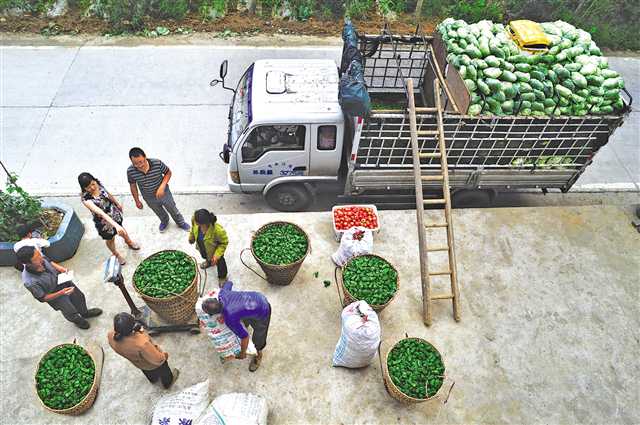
(239, 248, 268, 282)
(334, 266, 344, 308)
(442, 379, 455, 404)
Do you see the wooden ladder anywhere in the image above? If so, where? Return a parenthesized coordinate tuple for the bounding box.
(406, 78, 461, 326)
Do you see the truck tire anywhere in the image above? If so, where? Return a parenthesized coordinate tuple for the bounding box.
(265, 184, 312, 212)
(452, 189, 495, 208)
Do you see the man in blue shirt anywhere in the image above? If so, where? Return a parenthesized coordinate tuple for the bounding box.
(201, 281, 271, 372)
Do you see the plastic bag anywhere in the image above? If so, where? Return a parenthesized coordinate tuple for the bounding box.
(332, 227, 373, 267)
(196, 393, 268, 425)
(332, 301, 380, 368)
(151, 380, 210, 425)
(339, 60, 371, 117)
(196, 290, 256, 362)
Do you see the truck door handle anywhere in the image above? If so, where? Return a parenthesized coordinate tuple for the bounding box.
(292, 166, 307, 171)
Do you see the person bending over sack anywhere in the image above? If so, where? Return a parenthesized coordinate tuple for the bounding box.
(201, 281, 271, 372)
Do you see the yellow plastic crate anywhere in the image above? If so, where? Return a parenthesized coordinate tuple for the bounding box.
(508, 20, 550, 53)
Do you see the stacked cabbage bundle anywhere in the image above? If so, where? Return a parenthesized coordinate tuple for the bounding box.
(437, 19, 626, 117)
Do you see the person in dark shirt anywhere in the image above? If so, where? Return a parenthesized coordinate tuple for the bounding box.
(126, 147, 190, 233)
(17, 246, 102, 329)
(201, 281, 271, 372)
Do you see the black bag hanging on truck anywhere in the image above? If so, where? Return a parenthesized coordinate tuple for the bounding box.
(339, 60, 371, 117)
(340, 20, 362, 74)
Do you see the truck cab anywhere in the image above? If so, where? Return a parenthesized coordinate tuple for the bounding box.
(222, 59, 345, 210)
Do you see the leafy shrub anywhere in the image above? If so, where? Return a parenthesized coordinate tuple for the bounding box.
(0, 0, 55, 13)
(378, 0, 406, 15)
(345, 0, 373, 19)
(288, 0, 314, 20)
(259, 0, 281, 16)
(94, 0, 150, 32)
(319, 0, 342, 19)
(447, 0, 504, 23)
(0, 173, 43, 242)
(154, 0, 188, 19)
(199, 0, 226, 19)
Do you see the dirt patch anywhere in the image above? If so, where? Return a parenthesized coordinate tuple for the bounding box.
(38, 208, 64, 239)
(0, 10, 438, 38)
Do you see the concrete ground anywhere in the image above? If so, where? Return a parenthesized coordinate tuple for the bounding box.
(1, 38, 638, 196)
(1, 204, 638, 424)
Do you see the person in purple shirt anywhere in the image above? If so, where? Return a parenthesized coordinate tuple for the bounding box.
(201, 281, 271, 372)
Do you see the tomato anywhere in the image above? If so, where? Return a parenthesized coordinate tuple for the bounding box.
(333, 206, 378, 231)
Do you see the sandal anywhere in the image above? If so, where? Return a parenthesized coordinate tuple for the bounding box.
(127, 242, 140, 250)
(116, 254, 126, 266)
(249, 354, 262, 372)
(200, 260, 211, 269)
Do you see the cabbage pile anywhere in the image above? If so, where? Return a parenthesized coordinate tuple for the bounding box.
(437, 19, 626, 117)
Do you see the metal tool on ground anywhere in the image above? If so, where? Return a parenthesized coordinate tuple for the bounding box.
(406, 78, 461, 326)
(103, 256, 202, 337)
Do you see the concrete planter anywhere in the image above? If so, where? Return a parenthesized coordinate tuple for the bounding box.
(0, 202, 84, 267)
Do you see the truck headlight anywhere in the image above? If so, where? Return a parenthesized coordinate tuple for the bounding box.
(230, 171, 240, 183)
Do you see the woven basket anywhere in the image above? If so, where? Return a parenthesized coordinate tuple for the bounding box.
(35, 343, 103, 415)
(249, 221, 310, 286)
(337, 254, 399, 312)
(133, 250, 199, 324)
(380, 337, 446, 404)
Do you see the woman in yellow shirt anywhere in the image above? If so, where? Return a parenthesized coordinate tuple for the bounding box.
(188, 209, 229, 280)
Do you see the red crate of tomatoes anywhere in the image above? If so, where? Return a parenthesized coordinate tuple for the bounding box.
(332, 205, 380, 241)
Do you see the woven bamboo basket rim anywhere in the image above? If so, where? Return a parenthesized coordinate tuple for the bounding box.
(250, 221, 310, 268)
(382, 337, 446, 403)
(340, 253, 399, 310)
(34, 343, 99, 414)
(132, 249, 198, 302)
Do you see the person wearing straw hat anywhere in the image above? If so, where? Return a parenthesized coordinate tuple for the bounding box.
(201, 281, 271, 372)
(107, 312, 179, 389)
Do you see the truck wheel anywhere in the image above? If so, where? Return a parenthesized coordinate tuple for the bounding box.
(452, 189, 494, 208)
(265, 185, 312, 212)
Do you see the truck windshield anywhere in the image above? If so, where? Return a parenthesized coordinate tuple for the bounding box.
(229, 64, 253, 147)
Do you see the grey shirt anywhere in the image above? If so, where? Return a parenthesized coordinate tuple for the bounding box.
(22, 257, 59, 303)
(126, 158, 169, 199)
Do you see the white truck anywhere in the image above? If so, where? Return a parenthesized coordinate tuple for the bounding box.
(212, 28, 630, 211)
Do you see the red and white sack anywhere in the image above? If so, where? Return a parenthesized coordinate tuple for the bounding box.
(331, 227, 373, 267)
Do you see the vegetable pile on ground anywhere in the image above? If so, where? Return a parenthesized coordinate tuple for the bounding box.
(253, 223, 308, 265)
(437, 19, 626, 117)
(387, 339, 444, 399)
(36, 345, 95, 410)
(343, 255, 397, 305)
(334, 206, 379, 231)
(133, 250, 196, 298)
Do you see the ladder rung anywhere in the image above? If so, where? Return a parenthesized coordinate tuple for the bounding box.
(417, 130, 438, 136)
(414, 107, 437, 113)
(429, 270, 451, 276)
(425, 222, 448, 228)
(424, 198, 446, 205)
(421, 175, 444, 182)
(431, 293, 454, 300)
(427, 246, 449, 252)
(419, 152, 442, 159)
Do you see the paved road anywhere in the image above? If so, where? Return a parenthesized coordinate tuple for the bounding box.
(1, 40, 638, 197)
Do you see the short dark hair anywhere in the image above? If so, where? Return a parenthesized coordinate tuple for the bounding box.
(202, 298, 222, 315)
(17, 223, 38, 239)
(194, 209, 216, 226)
(129, 147, 146, 158)
(16, 246, 36, 265)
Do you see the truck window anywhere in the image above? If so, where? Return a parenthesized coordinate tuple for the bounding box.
(230, 64, 253, 148)
(241, 125, 306, 163)
(317, 125, 337, 150)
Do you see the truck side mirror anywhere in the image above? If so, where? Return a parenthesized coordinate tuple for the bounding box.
(220, 60, 228, 79)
